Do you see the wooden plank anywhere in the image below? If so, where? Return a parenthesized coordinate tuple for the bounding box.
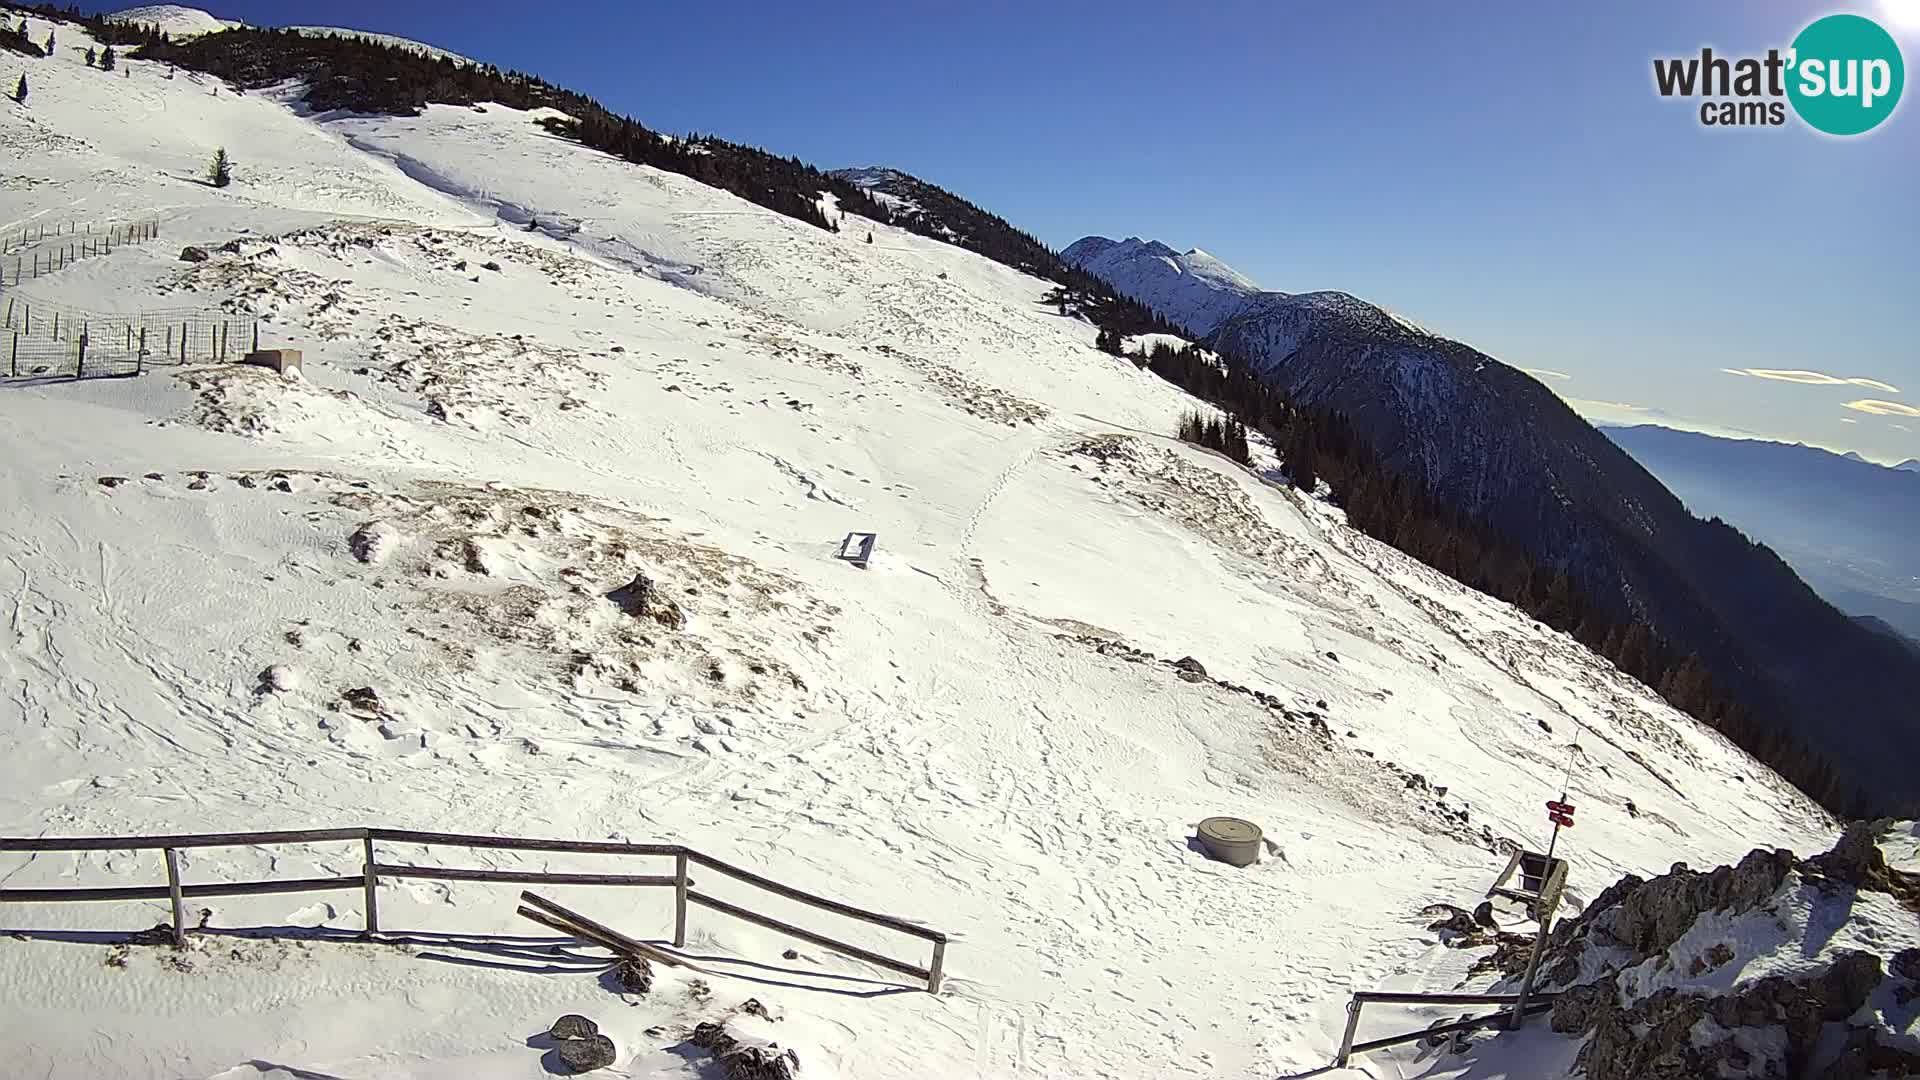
(686, 850, 946, 942)
(1347, 1001, 1553, 1057)
(373, 864, 680, 888)
(514, 893, 688, 969)
(372, 829, 681, 857)
(514, 906, 689, 972)
(686, 889, 929, 982)
(0, 876, 362, 904)
(0, 828, 368, 852)
(1351, 991, 1542, 1006)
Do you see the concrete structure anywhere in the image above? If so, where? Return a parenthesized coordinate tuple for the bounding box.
(242, 348, 302, 375)
(1195, 816, 1261, 866)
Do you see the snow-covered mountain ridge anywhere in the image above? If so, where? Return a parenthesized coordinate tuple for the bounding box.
(0, 10, 1848, 1078)
(1061, 234, 1261, 336)
(1065, 233, 1920, 813)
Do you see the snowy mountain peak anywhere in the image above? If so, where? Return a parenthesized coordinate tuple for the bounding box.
(105, 4, 236, 37)
(1062, 234, 1261, 334)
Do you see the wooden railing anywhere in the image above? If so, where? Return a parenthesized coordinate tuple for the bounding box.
(1334, 989, 1558, 1065)
(0, 827, 948, 992)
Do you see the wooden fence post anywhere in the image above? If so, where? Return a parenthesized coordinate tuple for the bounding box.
(673, 851, 689, 948)
(163, 848, 187, 948)
(928, 939, 947, 994)
(50, 311, 57, 338)
(136, 328, 145, 375)
(361, 834, 379, 938)
(75, 324, 86, 377)
(8, 332, 16, 378)
(251, 321, 259, 354)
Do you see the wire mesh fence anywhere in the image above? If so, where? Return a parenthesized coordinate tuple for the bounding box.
(2, 296, 257, 380)
(0, 220, 163, 284)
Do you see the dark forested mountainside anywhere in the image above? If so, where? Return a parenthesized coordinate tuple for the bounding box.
(1193, 292, 1920, 816)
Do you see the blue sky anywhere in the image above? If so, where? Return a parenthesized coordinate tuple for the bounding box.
(111, 0, 1920, 462)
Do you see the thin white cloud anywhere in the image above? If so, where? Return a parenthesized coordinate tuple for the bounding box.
(1840, 417, 1859, 424)
(1566, 398, 1645, 413)
(1522, 368, 1573, 382)
(1723, 368, 1902, 393)
(1895, 423, 1914, 433)
(1843, 399, 1920, 418)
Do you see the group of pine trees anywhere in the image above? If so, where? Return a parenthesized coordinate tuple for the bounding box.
(1176, 411, 1251, 465)
(2, 15, 45, 58)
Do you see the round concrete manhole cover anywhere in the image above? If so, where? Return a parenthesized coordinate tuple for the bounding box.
(1197, 816, 1262, 866)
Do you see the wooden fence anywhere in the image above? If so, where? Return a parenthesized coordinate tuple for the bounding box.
(0, 826, 948, 992)
(0, 220, 162, 281)
(1335, 989, 1558, 1065)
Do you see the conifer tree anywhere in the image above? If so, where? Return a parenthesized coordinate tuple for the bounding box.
(46, 30, 56, 56)
(13, 73, 25, 104)
(209, 147, 231, 188)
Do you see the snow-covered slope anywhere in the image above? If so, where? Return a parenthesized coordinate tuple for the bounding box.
(1061, 235, 1260, 335)
(0, 15, 1838, 1079)
(105, 4, 239, 38)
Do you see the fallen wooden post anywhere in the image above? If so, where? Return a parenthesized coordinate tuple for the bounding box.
(516, 890, 690, 969)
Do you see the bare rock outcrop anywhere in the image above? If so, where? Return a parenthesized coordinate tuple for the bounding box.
(690, 1020, 800, 1080)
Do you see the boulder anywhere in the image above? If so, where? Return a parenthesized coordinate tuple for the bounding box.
(1813, 950, 1882, 1021)
(691, 1021, 800, 1080)
(1172, 656, 1206, 676)
(179, 246, 210, 262)
(347, 521, 398, 565)
(607, 573, 684, 629)
(1891, 946, 1920, 982)
(549, 1014, 598, 1040)
(259, 664, 298, 693)
(555, 1033, 616, 1073)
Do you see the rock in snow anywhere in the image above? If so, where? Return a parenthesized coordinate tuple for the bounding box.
(555, 1033, 616, 1072)
(259, 664, 298, 693)
(1530, 823, 1920, 1078)
(347, 520, 399, 564)
(548, 1014, 598, 1040)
